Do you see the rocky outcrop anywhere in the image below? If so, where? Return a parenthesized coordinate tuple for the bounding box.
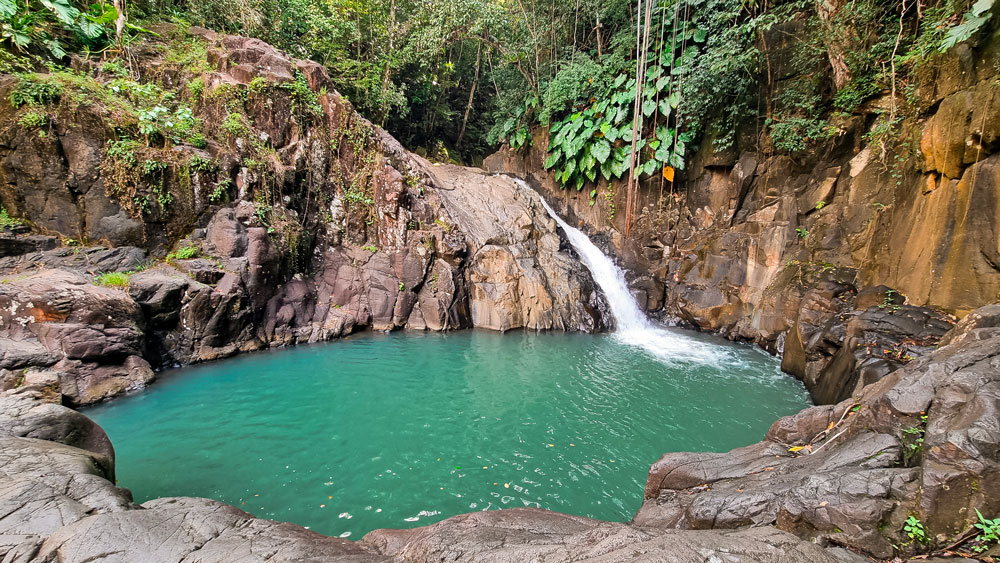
(0, 269, 154, 406)
(635, 306, 1000, 558)
(0, 27, 608, 404)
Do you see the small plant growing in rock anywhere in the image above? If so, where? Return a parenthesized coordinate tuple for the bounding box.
(903, 515, 929, 545)
(9, 78, 63, 107)
(398, 282, 405, 291)
(814, 200, 826, 210)
(434, 218, 451, 233)
(94, 271, 130, 288)
(18, 110, 46, 128)
(0, 207, 23, 228)
(361, 244, 378, 253)
(902, 415, 927, 465)
(101, 60, 130, 78)
(209, 179, 231, 203)
(166, 245, 198, 261)
(795, 227, 809, 238)
(972, 509, 1000, 554)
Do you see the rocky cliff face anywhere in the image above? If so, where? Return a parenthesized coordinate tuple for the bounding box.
(484, 30, 1000, 362)
(0, 26, 608, 405)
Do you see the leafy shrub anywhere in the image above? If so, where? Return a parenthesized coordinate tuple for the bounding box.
(0, 207, 23, 228)
(903, 515, 928, 544)
(17, 110, 45, 127)
(767, 117, 837, 153)
(166, 245, 198, 261)
(972, 509, 1000, 553)
(9, 77, 63, 107)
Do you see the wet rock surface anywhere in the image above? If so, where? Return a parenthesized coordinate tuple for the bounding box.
(636, 309, 1000, 558)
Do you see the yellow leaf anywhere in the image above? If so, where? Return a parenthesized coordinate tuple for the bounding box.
(788, 446, 805, 452)
(662, 165, 675, 182)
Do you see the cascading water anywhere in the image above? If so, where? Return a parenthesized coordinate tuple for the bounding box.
(519, 178, 731, 366)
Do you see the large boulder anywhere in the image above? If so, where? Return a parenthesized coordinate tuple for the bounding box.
(0, 269, 154, 405)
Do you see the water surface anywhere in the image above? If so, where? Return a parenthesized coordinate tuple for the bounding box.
(86, 329, 809, 538)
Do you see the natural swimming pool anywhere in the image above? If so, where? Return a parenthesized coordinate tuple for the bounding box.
(85, 328, 810, 539)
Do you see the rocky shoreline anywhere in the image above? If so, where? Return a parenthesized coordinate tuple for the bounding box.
(1, 305, 996, 562)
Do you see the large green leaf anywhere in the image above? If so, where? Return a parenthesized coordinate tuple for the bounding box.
(562, 157, 576, 183)
(669, 91, 681, 108)
(77, 19, 104, 38)
(674, 139, 686, 157)
(642, 99, 656, 117)
(40, 0, 80, 25)
(642, 158, 659, 177)
(655, 143, 670, 163)
(87, 3, 119, 24)
(614, 105, 628, 124)
(659, 99, 671, 117)
(613, 74, 627, 89)
(45, 39, 67, 58)
(591, 139, 611, 163)
(544, 149, 562, 169)
(669, 152, 685, 170)
(0, 0, 16, 19)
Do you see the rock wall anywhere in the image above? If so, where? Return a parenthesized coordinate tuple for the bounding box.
(484, 30, 1000, 360)
(0, 27, 608, 405)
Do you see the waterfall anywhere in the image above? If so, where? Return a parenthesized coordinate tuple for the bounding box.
(519, 179, 726, 365)
(528, 183, 650, 332)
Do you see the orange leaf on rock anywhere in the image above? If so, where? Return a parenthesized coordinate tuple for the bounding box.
(662, 165, 675, 182)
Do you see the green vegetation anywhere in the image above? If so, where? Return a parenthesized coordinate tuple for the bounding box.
(0, 207, 23, 228)
(5, 0, 994, 170)
(166, 245, 198, 261)
(903, 515, 929, 545)
(93, 271, 131, 288)
(16, 109, 45, 127)
(972, 509, 1000, 554)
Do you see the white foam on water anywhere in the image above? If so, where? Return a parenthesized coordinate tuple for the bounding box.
(519, 178, 735, 367)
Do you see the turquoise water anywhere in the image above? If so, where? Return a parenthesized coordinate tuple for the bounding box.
(85, 330, 809, 538)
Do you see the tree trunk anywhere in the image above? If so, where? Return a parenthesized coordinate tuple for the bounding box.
(816, 0, 852, 90)
(113, 0, 125, 48)
(379, 0, 397, 126)
(457, 41, 482, 148)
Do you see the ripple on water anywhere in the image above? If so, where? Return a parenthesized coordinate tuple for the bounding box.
(84, 330, 809, 538)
